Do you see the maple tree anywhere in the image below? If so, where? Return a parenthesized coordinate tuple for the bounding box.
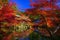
(0, 0, 60, 40)
(25, 0, 60, 39)
(0, 0, 33, 40)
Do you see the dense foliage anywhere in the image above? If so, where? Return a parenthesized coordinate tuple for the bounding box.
(0, 0, 60, 40)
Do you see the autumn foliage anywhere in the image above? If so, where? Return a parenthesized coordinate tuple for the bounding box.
(26, 0, 60, 28)
(25, 0, 60, 37)
(0, 0, 60, 40)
